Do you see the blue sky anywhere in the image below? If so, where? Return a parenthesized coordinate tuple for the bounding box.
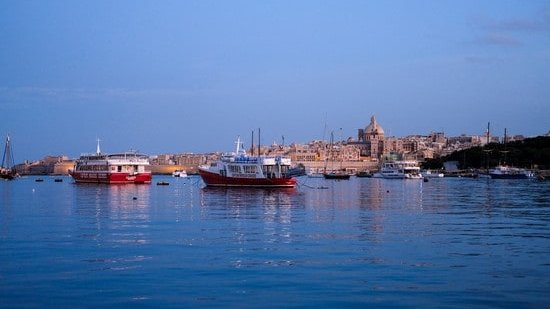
(1, 0, 549, 161)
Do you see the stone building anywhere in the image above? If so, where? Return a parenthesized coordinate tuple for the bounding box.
(354, 115, 386, 159)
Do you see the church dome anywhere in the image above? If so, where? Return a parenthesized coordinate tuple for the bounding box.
(365, 115, 384, 135)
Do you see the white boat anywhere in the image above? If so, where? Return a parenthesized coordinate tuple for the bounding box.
(374, 161, 423, 179)
(198, 136, 297, 188)
(307, 172, 324, 178)
(172, 170, 188, 178)
(306, 168, 324, 178)
(489, 165, 534, 179)
(421, 170, 444, 178)
(69, 140, 151, 184)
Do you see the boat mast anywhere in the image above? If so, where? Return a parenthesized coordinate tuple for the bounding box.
(502, 128, 508, 165)
(258, 128, 261, 158)
(2, 134, 15, 170)
(483, 122, 491, 171)
(324, 131, 334, 173)
(251, 130, 254, 155)
(339, 128, 344, 171)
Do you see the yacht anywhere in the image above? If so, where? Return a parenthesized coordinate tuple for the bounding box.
(373, 161, 423, 179)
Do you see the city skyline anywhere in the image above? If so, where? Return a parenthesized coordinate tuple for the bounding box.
(2, 1, 549, 160)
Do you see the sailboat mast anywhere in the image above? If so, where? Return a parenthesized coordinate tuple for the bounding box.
(487, 122, 491, 144)
(503, 128, 508, 164)
(2, 134, 14, 169)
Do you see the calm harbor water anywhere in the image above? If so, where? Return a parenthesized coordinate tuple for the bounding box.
(1, 176, 549, 307)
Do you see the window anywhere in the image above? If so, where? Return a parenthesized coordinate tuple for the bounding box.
(228, 165, 241, 173)
(243, 165, 256, 173)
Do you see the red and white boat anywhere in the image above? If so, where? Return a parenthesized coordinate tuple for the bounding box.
(69, 141, 152, 184)
(198, 137, 297, 188)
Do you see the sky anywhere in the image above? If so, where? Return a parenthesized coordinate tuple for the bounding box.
(1, 0, 549, 161)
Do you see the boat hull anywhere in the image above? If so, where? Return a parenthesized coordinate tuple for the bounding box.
(1, 174, 15, 180)
(199, 169, 296, 188)
(323, 173, 351, 180)
(69, 171, 152, 184)
(489, 173, 530, 180)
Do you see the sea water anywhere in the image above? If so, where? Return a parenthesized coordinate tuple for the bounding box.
(1, 176, 549, 307)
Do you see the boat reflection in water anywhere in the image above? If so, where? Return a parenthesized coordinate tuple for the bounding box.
(74, 183, 152, 247)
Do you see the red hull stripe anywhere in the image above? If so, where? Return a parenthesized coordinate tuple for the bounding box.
(199, 169, 296, 188)
(69, 171, 152, 184)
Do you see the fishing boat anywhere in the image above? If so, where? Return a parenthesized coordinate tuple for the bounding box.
(488, 165, 534, 179)
(373, 161, 423, 179)
(69, 140, 152, 184)
(1, 134, 17, 180)
(198, 136, 296, 188)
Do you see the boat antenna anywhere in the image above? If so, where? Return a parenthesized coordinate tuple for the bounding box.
(96, 138, 102, 155)
(235, 136, 241, 154)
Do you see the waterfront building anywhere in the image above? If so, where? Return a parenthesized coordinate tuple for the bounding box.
(15, 155, 71, 175)
(149, 153, 214, 174)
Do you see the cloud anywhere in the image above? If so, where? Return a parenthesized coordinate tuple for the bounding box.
(471, 33, 521, 47)
(463, 55, 500, 64)
(468, 8, 550, 48)
(481, 18, 546, 33)
(0, 87, 197, 104)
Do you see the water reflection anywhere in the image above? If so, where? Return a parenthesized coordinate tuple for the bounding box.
(74, 184, 151, 246)
(1, 182, 13, 238)
(199, 187, 304, 268)
(2, 175, 550, 307)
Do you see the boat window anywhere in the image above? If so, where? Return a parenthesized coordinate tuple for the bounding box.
(228, 165, 241, 173)
(118, 166, 122, 172)
(263, 165, 276, 178)
(243, 165, 257, 173)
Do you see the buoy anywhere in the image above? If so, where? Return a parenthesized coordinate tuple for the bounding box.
(423, 178, 429, 182)
(156, 181, 169, 186)
(132, 197, 137, 200)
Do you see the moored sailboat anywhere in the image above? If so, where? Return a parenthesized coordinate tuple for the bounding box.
(1, 134, 17, 180)
(323, 131, 350, 180)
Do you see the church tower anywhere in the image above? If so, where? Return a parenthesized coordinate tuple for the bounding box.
(357, 115, 386, 158)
